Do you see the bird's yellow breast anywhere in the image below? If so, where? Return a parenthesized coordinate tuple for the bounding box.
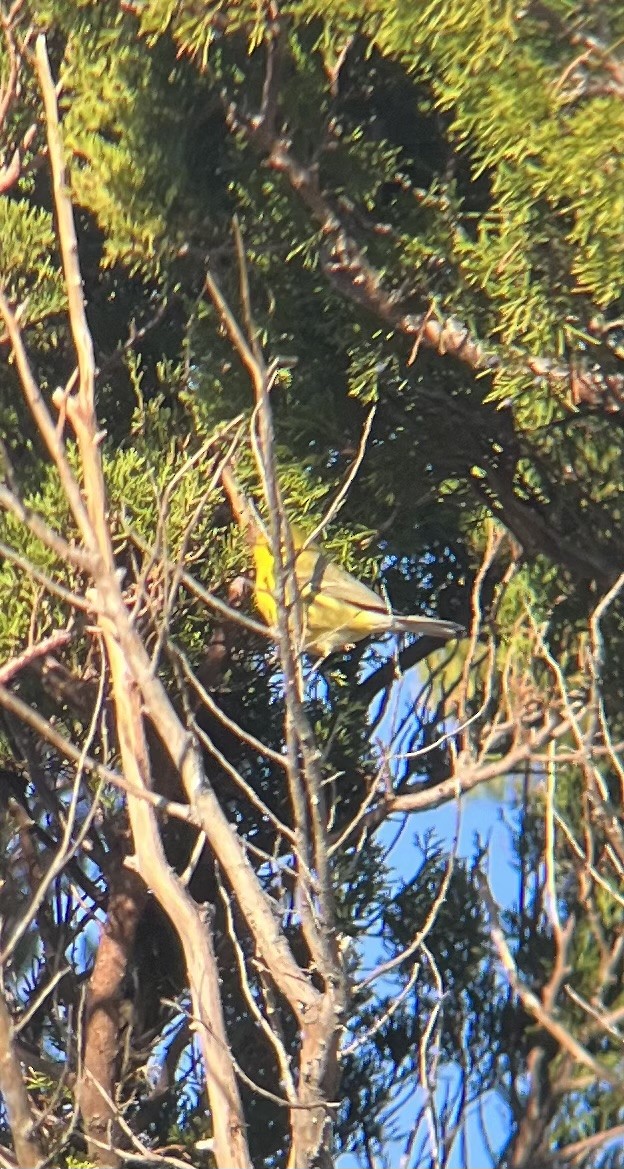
(252, 531, 377, 655)
(252, 539, 279, 629)
(249, 520, 461, 656)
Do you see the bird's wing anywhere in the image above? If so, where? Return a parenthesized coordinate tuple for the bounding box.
(296, 545, 464, 640)
(295, 546, 389, 614)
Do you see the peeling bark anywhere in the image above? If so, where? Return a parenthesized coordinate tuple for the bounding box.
(79, 864, 147, 1168)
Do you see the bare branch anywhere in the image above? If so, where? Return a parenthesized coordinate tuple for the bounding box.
(0, 630, 72, 685)
(225, 67, 624, 419)
(0, 682, 195, 822)
(0, 991, 44, 1168)
(0, 293, 97, 558)
(477, 872, 619, 1087)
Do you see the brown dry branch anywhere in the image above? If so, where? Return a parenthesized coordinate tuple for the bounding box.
(0, 665, 105, 971)
(0, 3, 22, 130)
(78, 865, 148, 1167)
(304, 403, 377, 548)
(0, 991, 44, 1168)
(0, 631, 72, 685)
(2, 23, 623, 1169)
(188, 712, 294, 843)
(223, 20, 624, 419)
(333, 619, 556, 850)
(416, 944, 445, 1169)
(0, 475, 95, 573)
(547, 1123, 624, 1167)
(4, 33, 357, 1169)
(533, 608, 624, 873)
(0, 539, 90, 611)
(339, 552, 622, 1163)
(204, 251, 346, 1168)
(135, 423, 245, 663)
(217, 867, 297, 1106)
(479, 766, 624, 1169)
(124, 514, 270, 641)
(30, 35, 251, 1169)
(0, 682, 196, 823)
(172, 640, 287, 771)
(0, 1, 33, 196)
(477, 872, 615, 1086)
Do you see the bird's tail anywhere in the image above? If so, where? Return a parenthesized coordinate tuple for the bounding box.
(392, 615, 464, 641)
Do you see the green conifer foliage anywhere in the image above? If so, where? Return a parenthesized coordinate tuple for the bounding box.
(1, 2, 623, 1166)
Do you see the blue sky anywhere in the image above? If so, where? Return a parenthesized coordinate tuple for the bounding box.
(336, 796, 516, 1169)
(336, 653, 519, 1168)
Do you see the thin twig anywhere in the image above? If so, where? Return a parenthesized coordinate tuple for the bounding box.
(477, 871, 618, 1086)
(0, 630, 72, 685)
(0, 654, 106, 967)
(0, 682, 196, 823)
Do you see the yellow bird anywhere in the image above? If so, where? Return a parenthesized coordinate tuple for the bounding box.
(252, 525, 463, 658)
